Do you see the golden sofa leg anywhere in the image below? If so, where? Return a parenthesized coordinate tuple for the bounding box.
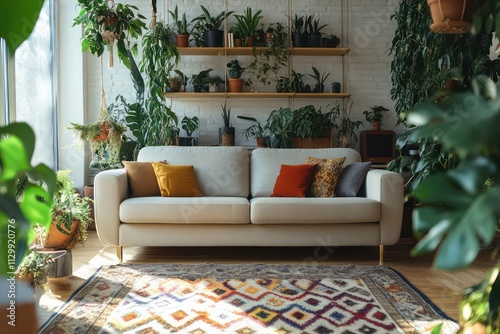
(116, 246, 123, 263)
(379, 245, 384, 266)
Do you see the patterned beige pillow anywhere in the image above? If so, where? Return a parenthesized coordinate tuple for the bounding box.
(306, 156, 346, 197)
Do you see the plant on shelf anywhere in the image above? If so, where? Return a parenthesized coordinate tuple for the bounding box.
(73, 0, 146, 68)
(233, 7, 263, 47)
(173, 69, 189, 92)
(191, 68, 213, 92)
(192, 5, 234, 47)
(169, 5, 191, 47)
(309, 66, 330, 93)
(207, 74, 224, 92)
(332, 100, 364, 148)
(179, 116, 199, 147)
(266, 107, 294, 148)
(307, 15, 327, 47)
(236, 115, 269, 147)
(168, 74, 182, 92)
(363, 105, 389, 130)
(291, 70, 306, 93)
(247, 29, 290, 92)
(220, 102, 235, 146)
(227, 60, 245, 92)
(291, 14, 307, 47)
(258, 22, 287, 47)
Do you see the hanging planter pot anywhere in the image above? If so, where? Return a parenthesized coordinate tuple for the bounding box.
(427, 0, 474, 34)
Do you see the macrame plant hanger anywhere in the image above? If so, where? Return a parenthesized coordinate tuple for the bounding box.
(100, 0, 118, 68)
(150, 0, 157, 28)
(97, 56, 110, 141)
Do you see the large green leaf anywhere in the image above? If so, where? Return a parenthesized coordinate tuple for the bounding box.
(0, 1, 45, 54)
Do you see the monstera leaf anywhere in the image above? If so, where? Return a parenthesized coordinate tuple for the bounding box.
(0, 1, 45, 54)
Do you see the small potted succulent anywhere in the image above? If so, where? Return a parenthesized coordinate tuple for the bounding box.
(227, 60, 245, 92)
(363, 105, 389, 130)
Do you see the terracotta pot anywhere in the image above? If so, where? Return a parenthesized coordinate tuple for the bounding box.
(44, 221, 79, 249)
(256, 137, 267, 147)
(234, 38, 242, 47)
(227, 78, 244, 92)
(176, 34, 189, 47)
(245, 36, 255, 47)
(93, 123, 109, 141)
(427, 0, 474, 34)
(371, 121, 381, 130)
(170, 80, 181, 92)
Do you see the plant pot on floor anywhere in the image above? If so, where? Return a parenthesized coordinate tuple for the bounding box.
(219, 127, 235, 146)
(176, 34, 190, 47)
(43, 221, 79, 249)
(227, 78, 244, 92)
(427, 0, 474, 34)
(204, 30, 224, 47)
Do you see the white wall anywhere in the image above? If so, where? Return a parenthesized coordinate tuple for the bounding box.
(77, 0, 403, 185)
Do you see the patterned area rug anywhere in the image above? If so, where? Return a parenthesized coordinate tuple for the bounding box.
(39, 264, 458, 333)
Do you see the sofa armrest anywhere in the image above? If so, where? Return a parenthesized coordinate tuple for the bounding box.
(365, 169, 404, 245)
(94, 169, 129, 246)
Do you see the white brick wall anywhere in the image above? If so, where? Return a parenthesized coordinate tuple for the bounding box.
(85, 0, 404, 150)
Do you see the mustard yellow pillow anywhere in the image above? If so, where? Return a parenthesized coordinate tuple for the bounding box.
(306, 156, 346, 197)
(151, 163, 203, 197)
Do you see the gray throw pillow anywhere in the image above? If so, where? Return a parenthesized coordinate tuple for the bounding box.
(335, 162, 372, 197)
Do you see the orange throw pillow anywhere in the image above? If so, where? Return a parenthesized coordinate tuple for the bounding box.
(122, 161, 162, 197)
(151, 163, 203, 197)
(271, 164, 318, 197)
(306, 156, 346, 197)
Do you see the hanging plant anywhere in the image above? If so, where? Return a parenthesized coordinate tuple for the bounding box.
(73, 0, 146, 68)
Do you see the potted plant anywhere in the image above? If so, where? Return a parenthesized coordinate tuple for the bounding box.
(236, 115, 269, 147)
(16, 249, 49, 294)
(266, 107, 294, 148)
(69, 103, 126, 171)
(174, 69, 189, 92)
(73, 0, 147, 68)
(220, 102, 235, 146)
(247, 30, 290, 92)
(291, 105, 338, 148)
(427, 0, 475, 34)
(168, 74, 182, 92)
(308, 66, 330, 93)
(227, 60, 245, 92)
(333, 100, 364, 148)
(363, 105, 389, 130)
(169, 5, 191, 47)
(179, 116, 199, 146)
(260, 22, 287, 47)
(307, 15, 327, 47)
(192, 6, 234, 47)
(207, 75, 224, 92)
(43, 170, 93, 250)
(292, 70, 306, 93)
(228, 26, 243, 47)
(191, 68, 213, 92)
(291, 14, 308, 47)
(233, 7, 263, 47)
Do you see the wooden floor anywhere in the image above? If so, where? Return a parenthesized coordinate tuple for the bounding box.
(36, 231, 499, 328)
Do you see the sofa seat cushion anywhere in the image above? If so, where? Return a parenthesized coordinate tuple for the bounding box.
(120, 197, 250, 224)
(250, 197, 380, 224)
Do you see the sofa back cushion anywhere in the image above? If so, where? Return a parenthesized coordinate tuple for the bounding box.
(251, 148, 361, 197)
(138, 146, 250, 197)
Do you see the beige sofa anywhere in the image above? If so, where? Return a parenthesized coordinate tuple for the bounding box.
(94, 146, 404, 264)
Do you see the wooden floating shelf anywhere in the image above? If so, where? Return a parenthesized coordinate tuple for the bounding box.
(163, 92, 350, 99)
(177, 47, 350, 57)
